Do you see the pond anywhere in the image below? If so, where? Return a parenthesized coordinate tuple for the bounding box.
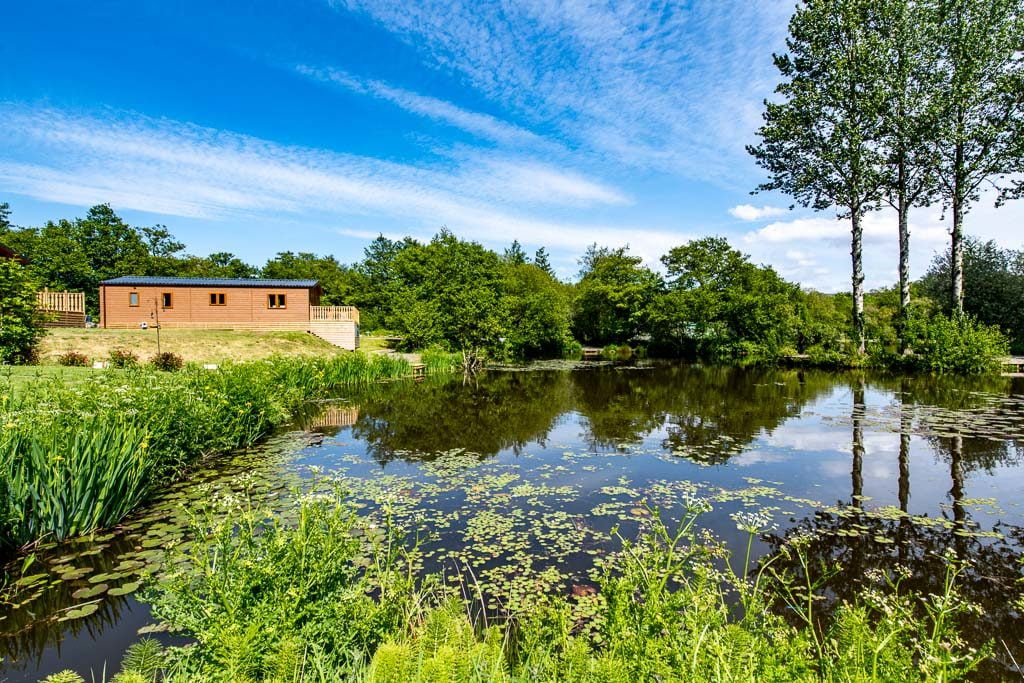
(2, 363, 1024, 680)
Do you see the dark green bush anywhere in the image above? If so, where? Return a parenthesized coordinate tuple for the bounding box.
(57, 351, 90, 367)
(108, 348, 139, 368)
(149, 352, 184, 372)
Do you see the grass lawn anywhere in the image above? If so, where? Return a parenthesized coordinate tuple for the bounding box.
(2, 331, 401, 394)
(36, 328, 365, 365)
(1, 365, 111, 396)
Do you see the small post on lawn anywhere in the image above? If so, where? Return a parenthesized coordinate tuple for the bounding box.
(152, 297, 162, 356)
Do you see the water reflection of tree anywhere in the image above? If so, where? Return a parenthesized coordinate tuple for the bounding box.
(759, 384, 1024, 679)
(348, 366, 1023, 471)
(350, 371, 575, 463)
(762, 514, 1024, 680)
(1, 534, 151, 673)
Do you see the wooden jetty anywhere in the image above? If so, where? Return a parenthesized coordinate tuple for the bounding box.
(1001, 356, 1024, 377)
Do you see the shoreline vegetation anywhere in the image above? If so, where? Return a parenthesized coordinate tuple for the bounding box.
(0, 351, 461, 552)
(44, 492, 991, 682)
(3, 203, 1022, 378)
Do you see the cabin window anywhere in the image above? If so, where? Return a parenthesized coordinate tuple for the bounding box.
(209, 292, 226, 306)
(268, 293, 287, 309)
(129, 292, 139, 307)
(161, 292, 173, 308)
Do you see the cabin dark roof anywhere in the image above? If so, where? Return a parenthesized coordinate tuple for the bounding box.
(100, 276, 319, 288)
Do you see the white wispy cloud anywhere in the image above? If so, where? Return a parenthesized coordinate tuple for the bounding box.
(729, 204, 788, 221)
(329, 0, 793, 183)
(296, 65, 546, 147)
(0, 105, 671, 267)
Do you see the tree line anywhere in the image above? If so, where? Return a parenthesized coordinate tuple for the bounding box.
(2, 202, 1019, 370)
(750, 0, 1024, 353)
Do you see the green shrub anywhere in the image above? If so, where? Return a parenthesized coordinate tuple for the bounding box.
(0, 259, 44, 365)
(108, 347, 139, 368)
(561, 339, 583, 360)
(57, 351, 90, 367)
(903, 313, 1009, 373)
(149, 351, 184, 372)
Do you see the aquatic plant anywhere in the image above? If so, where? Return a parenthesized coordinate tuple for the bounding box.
(0, 415, 152, 545)
(123, 494, 989, 682)
(0, 354, 457, 549)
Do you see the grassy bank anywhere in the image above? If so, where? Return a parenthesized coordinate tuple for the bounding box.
(37, 328, 377, 365)
(0, 352, 461, 550)
(53, 493, 988, 682)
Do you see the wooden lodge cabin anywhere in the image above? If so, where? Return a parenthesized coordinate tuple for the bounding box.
(99, 276, 360, 350)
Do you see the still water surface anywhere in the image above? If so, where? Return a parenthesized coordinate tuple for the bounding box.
(3, 364, 1023, 680)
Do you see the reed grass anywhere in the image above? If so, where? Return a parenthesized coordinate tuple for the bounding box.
(0, 353, 459, 549)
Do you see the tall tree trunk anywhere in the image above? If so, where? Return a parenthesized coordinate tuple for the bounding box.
(897, 159, 911, 353)
(851, 211, 866, 354)
(951, 142, 965, 313)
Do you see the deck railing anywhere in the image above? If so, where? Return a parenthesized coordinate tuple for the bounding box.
(37, 289, 85, 313)
(310, 305, 359, 324)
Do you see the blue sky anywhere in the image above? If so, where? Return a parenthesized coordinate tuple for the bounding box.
(2, 0, 1021, 289)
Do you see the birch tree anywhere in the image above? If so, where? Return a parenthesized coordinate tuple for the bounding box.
(875, 0, 941, 349)
(933, 0, 1024, 312)
(749, 0, 887, 353)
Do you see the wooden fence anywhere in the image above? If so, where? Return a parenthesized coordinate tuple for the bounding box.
(311, 306, 359, 324)
(37, 289, 85, 313)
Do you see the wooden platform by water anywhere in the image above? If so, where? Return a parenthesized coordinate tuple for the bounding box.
(1001, 357, 1024, 377)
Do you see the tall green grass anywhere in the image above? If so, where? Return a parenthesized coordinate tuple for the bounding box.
(0, 354, 457, 549)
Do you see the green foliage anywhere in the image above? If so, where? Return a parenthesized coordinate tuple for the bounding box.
(572, 245, 662, 345)
(147, 490, 413, 680)
(0, 258, 45, 364)
(532, 246, 554, 276)
(502, 239, 527, 266)
(120, 637, 167, 677)
(0, 414, 153, 544)
(390, 231, 508, 363)
(108, 347, 139, 368)
(149, 351, 184, 372)
(130, 497, 987, 682)
(503, 263, 573, 359)
(41, 671, 84, 683)
(650, 237, 800, 360)
(749, 0, 889, 352)
(920, 237, 1024, 353)
(901, 313, 1009, 373)
(0, 354, 455, 548)
(57, 351, 90, 367)
(262, 251, 359, 306)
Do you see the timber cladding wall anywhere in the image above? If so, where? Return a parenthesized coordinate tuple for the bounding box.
(100, 279, 318, 329)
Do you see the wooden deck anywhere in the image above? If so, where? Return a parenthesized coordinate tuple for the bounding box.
(311, 306, 359, 323)
(1001, 357, 1024, 376)
(37, 289, 86, 328)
